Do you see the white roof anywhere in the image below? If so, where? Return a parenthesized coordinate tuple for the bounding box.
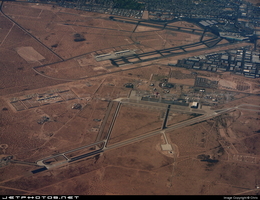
(192, 102, 198, 106)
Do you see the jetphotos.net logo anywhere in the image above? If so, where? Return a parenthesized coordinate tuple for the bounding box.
(1, 196, 80, 200)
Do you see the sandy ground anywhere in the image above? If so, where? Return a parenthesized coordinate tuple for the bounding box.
(108, 104, 162, 145)
(135, 25, 162, 32)
(0, 1, 260, 196)
(15, 46, 45, 62)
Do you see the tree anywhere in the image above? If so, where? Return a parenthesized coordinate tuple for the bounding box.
(113, 0, 144, 10)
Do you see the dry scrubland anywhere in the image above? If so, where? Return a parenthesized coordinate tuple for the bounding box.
(1, 2, 207, 81)
(0, 1, 260, 196)
(108, 105, 162, 145)
(0, 12, 63, 95)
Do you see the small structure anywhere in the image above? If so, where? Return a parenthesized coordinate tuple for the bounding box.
(0, 156, 13, 168)
(159, 82, 174, 89)
(191, 102, 199, 109)
(124, 83, 134, 88)
(37, 116, 50, 124)
(72, 103, 82, 110)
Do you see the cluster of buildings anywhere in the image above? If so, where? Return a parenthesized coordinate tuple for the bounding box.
(21, 0, 260, 43)
(25, 0, 144, 18)
(145, 0, 259, 22)
(23, 0, 260, 24)
(199, 20, 218, 27)
(95, 50, 136, 62)
(137, 80, 229, 108)
(172, 47, 260, 78)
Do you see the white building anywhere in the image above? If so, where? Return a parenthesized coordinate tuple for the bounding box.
(191, 102, 199, 109)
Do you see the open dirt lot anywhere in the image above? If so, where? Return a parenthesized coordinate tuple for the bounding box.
(135, 25, 162, 32)
(0, 11, 64, 96)
(167, 21, 203, 30)
(108, 104, 162, 145)
(216, 109, 260, 156)
(1, 84, 260, 195)
(1, 2, 214, 81)
(15, 46, 45, 63)
(167, 112, 195, 126)
(1, 1, 260, 196)
(131, 30, 201, 51)
(2, 116, 259, 195)
(2, 2, 135, 59)
(0, 87, 110, 162)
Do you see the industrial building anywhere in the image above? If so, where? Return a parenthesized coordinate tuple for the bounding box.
(190, 102, 199, 109)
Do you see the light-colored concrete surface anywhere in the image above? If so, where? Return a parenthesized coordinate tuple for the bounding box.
(161, 144, 173, 151)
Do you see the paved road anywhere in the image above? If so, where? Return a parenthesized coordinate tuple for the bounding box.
(121, 99, 207, 115)
(36, 140, 104, 166)
(36, 103, 121, 167)
(68, 149, 103, 162)
(95, 101, 114, 142)
(236, 104, 260, 108)
(114, 37, 221, 59)
(103, 102, 121, 147)
(162, 105, 171, 129)
(111, 37, 226, 66)
(112, 17, 204, 35)
(234, 104, 260, 112)
(0, 1, 64, 61)
(105, 107, 233, 151)
(235, 108, 260, 112)
(63, 23, 132, 32)
(34, 105, 235, 169)
(10, 160, 39, 166)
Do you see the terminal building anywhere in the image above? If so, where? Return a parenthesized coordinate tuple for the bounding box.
(94, 50, 136, 62)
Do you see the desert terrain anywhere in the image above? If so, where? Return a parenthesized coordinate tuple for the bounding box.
(0, 1, 260, 196)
